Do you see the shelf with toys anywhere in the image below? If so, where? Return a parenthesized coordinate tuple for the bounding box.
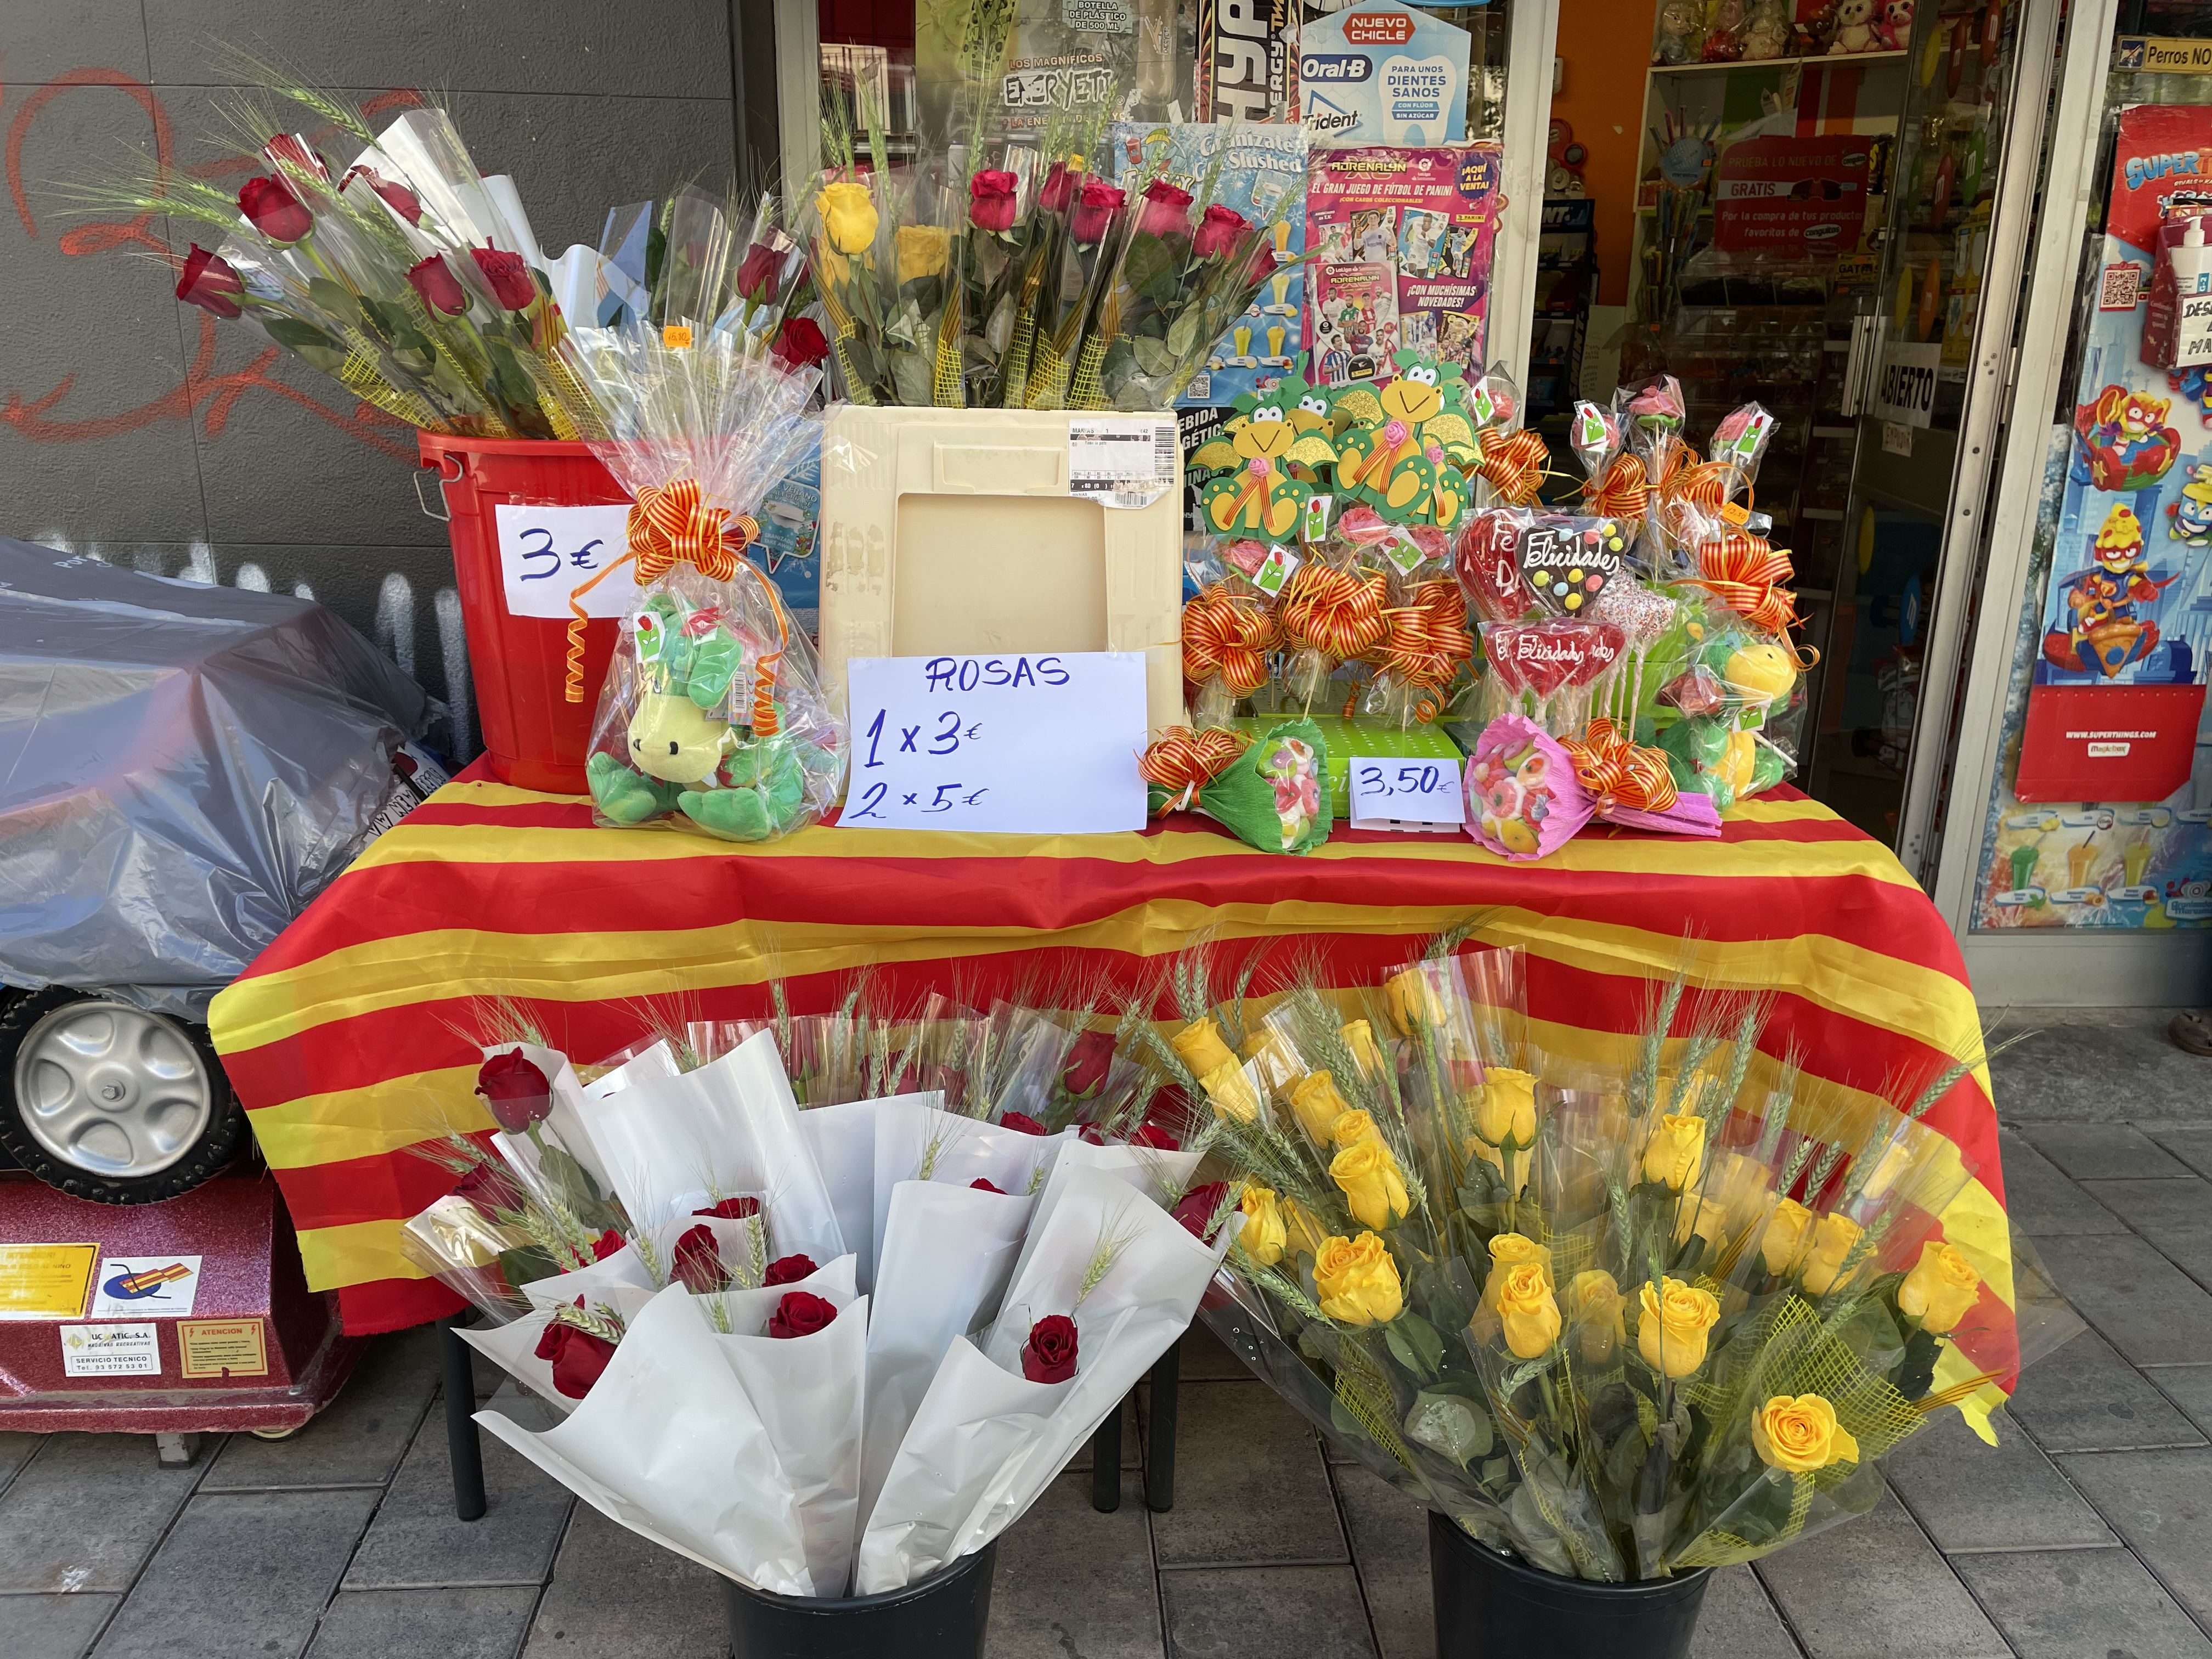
(1649, 47, 1907, 74)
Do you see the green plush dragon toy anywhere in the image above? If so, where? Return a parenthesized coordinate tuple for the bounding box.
(586, 594, 836, 842)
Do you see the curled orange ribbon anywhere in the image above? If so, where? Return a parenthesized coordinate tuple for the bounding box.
(1691, 538, 1820, 669)
(1138, 726, 1251, 814)
(1474, 427, 1549, 506)
(1182, 583, 1278, 697)
(1583, 452, 1650, 519)
(565, 478, 783, 735)
(1562, 716, 1678, 814)
(1279, 561, 1387, 665)
(1375, 579, 1472, 715)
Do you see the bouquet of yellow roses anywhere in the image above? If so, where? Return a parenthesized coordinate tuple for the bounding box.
(1153, 935, 2072, 1582)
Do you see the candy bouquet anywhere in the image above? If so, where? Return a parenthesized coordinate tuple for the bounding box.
(400, 1008, 1233, 1597)
(1170, 935, 2073, 1582)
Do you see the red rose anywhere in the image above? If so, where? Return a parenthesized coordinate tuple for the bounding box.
(733, 240, 784, 303)
(341, 164, 422, 226)
(1038, 160, 1076, 213)
(175, 245, 244, 319)
(451, 1159, 519, 1211)
(238, 174, 312, 244)
(408, 253, 470, 315)
(970, 1178, 1006, 1194)
(534, 1305, 615, 1399)
(590, 1229, 626, 1262)
(1060, 1030, 1115, 1100)
(771, 315, 830, 368)
(999, 1111, 1048, 1136)
(475, 1048, 552, 1133)
(1077, 1124, 1105, 1146)
(694, 1195, 761, 1220)
(1070, 178, 1125, 245)
(1136, 178, 1194, 240)
(969, 168, 1020, 233)
(1244, 238, 1278, 287)
(471, 245, 537, 311)
(1193, 204, 1251, 261)
(1172, 1181, 1229, 1242)
(1131, 1122, 1182, 1151)
(1021, 1313, 1078, 1384)
(763, 1254, 817, 1285)
(768, 1291, 838, 1339)
(672, 1224, 729, 1293)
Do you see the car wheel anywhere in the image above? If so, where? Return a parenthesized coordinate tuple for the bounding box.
(0, 988, 245, 1204)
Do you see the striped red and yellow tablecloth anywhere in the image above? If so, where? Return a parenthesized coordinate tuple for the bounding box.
(207, 769, 2013, 1424)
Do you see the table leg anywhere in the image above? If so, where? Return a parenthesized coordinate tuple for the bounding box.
(442, 1318, 486, 1522)
(1146, 1338, 1180, 1513)
(1090, 1395, 1122, 1513)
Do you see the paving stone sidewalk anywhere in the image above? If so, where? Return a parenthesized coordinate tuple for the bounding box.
(3, 1009, 2208, 1658)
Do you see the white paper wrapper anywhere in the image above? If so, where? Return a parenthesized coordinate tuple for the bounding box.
(710, 1271, 870, 1596)
(1003, 1138, 1203, 1308)
(476, 1283, 814, 1594)
(855, 1165, 1234, 1593)
(798, 1092, 941, 1294)
(857, 1182, 1032, 1532)
(870, 1102, 1073, 1272)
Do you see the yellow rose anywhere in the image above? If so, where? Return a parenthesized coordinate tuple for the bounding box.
(1199, 1057, 1260, 1124)
(1672, 1194, 1732, 1250)
(1330, 1138, 1410, 1230)
(1475, 1067, 1537, 1148)
(1641, 1113, 1706, 1192)
(1328, 1108, 1381, 1149)
(1341, 1020, 1384, 1077)
(1751, 1393, 1859, 1472)
(1494, 1260, 1562, 1359)
(1313, 1231, 1403, 1325)
(1799, 1213, 1864, 1296)
(1480, 1233, 1553, 1308)
(1382, 966, 1446, 1036)
(1567, 1268, 1627, 1362)
(1288, 1070, 1351, 1143)
(1637, 1276, 1720, 1379)
(1172, 1017, 1235, 1079)
(1238, 1184, 1288, 1268)
(815, 180, 879, 255)
(1759, 1198, 1815, 1276)
(895, 223, 950, 283)
(1898, 1240, 1980, 1334)
(1280, 1197, 1331, 1259)
(1857, 1139, 1915, 1202)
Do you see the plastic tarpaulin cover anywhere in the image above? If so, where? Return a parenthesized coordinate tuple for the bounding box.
(0, 539, 427, 1017)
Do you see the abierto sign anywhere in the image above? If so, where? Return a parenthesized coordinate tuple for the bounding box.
(1871, 341, 1943, 430)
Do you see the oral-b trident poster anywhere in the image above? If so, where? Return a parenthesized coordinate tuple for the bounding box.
(1300, 2, 1470, 146)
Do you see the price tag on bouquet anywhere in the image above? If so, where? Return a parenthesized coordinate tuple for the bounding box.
(493, 503, 639, 618)
(1348, 755, 1465, 832)
(841, 652, 1148, 834)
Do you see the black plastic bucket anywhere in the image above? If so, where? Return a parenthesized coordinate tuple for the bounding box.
(722, 1543, 997, 1659)
(1429, 1511, 1711, 1659)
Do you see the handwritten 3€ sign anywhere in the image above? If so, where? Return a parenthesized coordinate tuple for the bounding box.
(841, 653, 1149, 834)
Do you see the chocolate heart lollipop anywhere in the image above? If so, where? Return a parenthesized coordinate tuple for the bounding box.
(1517, 517, 1629, 614)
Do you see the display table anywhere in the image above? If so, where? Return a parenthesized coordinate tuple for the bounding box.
(207, 766, 2015, 1417)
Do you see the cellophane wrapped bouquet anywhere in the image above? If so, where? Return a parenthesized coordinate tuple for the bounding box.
(398, 995, 1233, 1596)
(550, 323, 844, 841)
(1169, 936, 2070, 1581)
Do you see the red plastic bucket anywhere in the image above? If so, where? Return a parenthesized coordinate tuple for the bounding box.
(416, 433, 629, 794)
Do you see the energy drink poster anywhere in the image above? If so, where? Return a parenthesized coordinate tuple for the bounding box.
(1110, 121, 1308, 407)
(915, 0, 1192, 149)
(1194, 0, 1299, 123)
(1305, 144, 1502, 387)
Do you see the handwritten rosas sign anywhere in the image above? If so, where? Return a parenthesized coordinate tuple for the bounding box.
(841, 652, 1148, 834)
(493, 503, 639, 618)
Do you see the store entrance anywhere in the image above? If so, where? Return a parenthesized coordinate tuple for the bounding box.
(1621, 0, 2049, 865)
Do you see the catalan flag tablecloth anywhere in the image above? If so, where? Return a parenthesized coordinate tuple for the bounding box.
(206, 768, 2012, 1421)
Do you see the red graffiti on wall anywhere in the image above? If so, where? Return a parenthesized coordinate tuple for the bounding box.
(4, 69, 426, 463)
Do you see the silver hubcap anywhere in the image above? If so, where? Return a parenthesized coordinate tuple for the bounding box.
(13, 1001, 214, 1179)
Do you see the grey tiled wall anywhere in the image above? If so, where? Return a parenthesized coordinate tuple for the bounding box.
(2, 3, 743, 761)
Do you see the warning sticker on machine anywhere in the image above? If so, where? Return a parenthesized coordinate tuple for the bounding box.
(1068, 417, 1180, 510)
(0, 1243, 99, 1321)
(179, 1319, 269, 1379)
(60, 1323, 161, 1377)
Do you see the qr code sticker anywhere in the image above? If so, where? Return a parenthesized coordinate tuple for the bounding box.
(2100, 262, 2143, 311)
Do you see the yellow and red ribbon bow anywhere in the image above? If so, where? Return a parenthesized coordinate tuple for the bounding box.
(1375, 579, 1473, 713)
(1182, 583, 1279, 698)
(1138, 726, 1252, 814)
(1474, 427, 1549, 506)
(1562, 716, 1678, 814)
(1691, 537, 1819, 669)
(1582, 451, 1651, 520)
(565, 478, 785, 733)
(1279, 561, 1388, 666)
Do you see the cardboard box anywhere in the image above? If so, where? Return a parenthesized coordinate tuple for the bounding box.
(817, 407, 1187, 733)
(1233, 714, 1463, 819)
